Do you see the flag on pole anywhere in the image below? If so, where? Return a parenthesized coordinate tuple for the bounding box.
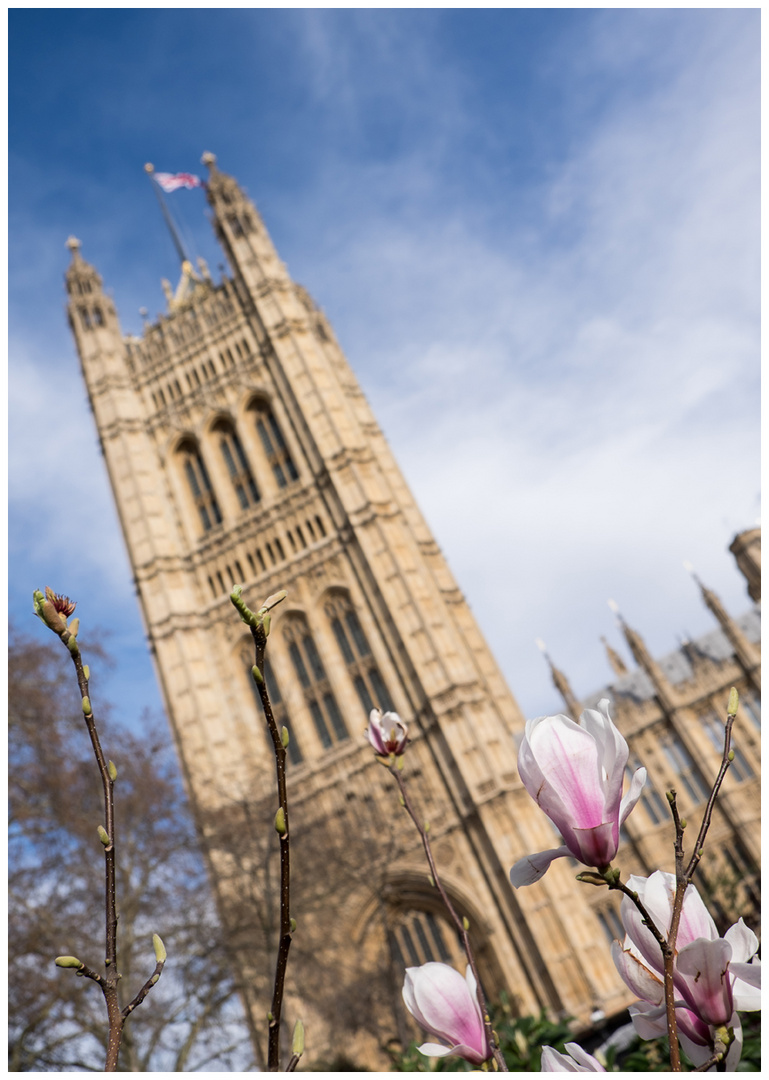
(154, 172, 203, 193)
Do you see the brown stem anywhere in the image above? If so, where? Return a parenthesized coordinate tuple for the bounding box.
(388, 763, 508, 1072)
(251, 623, 292, 1072)
(684, 712, 735, 883)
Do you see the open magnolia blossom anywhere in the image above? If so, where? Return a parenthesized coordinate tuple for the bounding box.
(365, 709, 409, 756)
(612, 871, 760, 1069)
(402, 962, 490, 1065)
(541, 1043, 605, 1071)
(510, 700, 646, 886)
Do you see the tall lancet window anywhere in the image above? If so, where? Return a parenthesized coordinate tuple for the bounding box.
(251, 402, 299, 489)
(179, 440, 222, 533)
(284, 620, 348, 750)
(215, 422, 261, 509)
(326, 596, 394, 718)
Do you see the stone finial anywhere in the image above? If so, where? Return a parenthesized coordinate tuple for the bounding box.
(66, 235, 81, 254)
(601, 636, 628, 677)
(201, 151, 217, 167)
(144, 162, 155, 174)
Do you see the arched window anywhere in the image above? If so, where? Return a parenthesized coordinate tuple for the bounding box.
(215, 421, 261, 510)
(178, 441, 222, 533)
(251, 401, 299, 488)
(242, 649, 302, 766)
(326, 597, 394, 718)
(283, 620, 347, 750)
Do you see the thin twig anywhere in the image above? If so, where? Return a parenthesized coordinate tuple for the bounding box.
(388, 761, 508, 1072)
(684, 712, 736, 883)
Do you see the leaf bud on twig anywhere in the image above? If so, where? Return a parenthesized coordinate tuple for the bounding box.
(462, 916, 470, 931)
(83, 664, 90, 681)
(67, 635, 79, 655)
(281, 726, 290, 748)
(55, 955, 83, 969)
(69, 617, 80, 637)
(292, 1019, 305, 1056)
(82, 696, 92, 716)
(262, 612, 271, 637)
(728, 687, 739, 716)
(274, 807, 287, 835)
(290, 917, 297, 933)
(152, 933, 167, 964)
(252, 665, 263, 684)
(680, 819, 687, 829)
(260, 589, 287, 613)
(728, 750, 735, 762)
(424, 821, 430, 833)
(666, 790, 675, 804)
(108, 760, 118, 781)
(97, 826, 111, 846)
(428, 874, 435, 887)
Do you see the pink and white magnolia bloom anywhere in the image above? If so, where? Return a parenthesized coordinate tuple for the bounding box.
(541, 1043, 605, 1071)
(366, 709, 409, 756)
(510, 700, 646, 886)
(612, 871, 760, 1069)
(402, 962, 490, 1065)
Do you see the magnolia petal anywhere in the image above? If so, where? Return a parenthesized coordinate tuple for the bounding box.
(403, 963, 487, 1060)
(677, 880, 719, 948)
(509, 845, 571, 887)
(571, 821, 617, 868)
(417, 1042, 454, 1057)
(528, 717, 609, 831)
(579, 699, 628, 820)
(676, 938, 733, 1026)
(730, 960, 761, 1011)
(628, 1002, 668, 1041)
(724, 918, 758, 964)
(562, 1042, 606, 1071)
(611, 941, 664, 1005)
(619, 767, 647, 826)
(541, 1044, 605, 1072)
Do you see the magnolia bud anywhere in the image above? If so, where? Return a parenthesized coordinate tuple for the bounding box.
(55, 955, 83, 968)
(680, 819, 687, 829)
(261, 589, 287, 612)
(728, 749, 735, 762)
(424, 821, 430, 833)
(97, 826, 110, 846)
(262, 613, 271, 637)
(108, 760, 118, 781)
(67, 635, 79, 654)
(728, 687, 739, 716)
(281, 726, 290, 747)
(290, 917, 297, 933)
(83, 665, 90, 681)
(252, 665, 263, 684)
(292, 1018, 305, 1056)
(69, 617, 80, 637)
(82, 696, 92, 716)
(152, 933, 167, 963)
(274, 807, 287, 835)
(462, 916, 470, 931)
(398, 794, 405, 807)
(428, 875, 435, 887)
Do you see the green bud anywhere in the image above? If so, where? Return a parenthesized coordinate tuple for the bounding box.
(82, 696, 92, 715)
(69, 617, 80, 637)
(32, 589, 46, 618)
(398, 794, 405, 807)
(576, 872, 607, 886)
(262, 612, 271, 637)
(274, 807, 287, 835)
(728, 749, 735, 762)
(55, 955, 83, 969)
(230, 585, 258, 628)
(728, 687, 739, 716)
(97, 826, 110, 846)
(396, 755, 405, 770)
(260, 589, 287, 613)
(83, 665, 90, 681)
(108, 760, 118, 781)
(152, 933, 167, 963)
(290, 917, 297, 933)
(428, 874, 435, 887)
(424, 821, 430, 833)
(281, 726, 290, 748)
(680, 819, 687, 829)
(150, 973, 159, 985)
(462, 916, 470, 931)
(252, 664, 263, 684)
(267, 1011, 274, 1023)
(292, 1018, 305, 1056)
(666, 791, 675, 804)
(67, 635, 79, 654)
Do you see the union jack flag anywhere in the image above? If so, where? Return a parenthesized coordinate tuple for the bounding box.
(154, 172, 203, 193)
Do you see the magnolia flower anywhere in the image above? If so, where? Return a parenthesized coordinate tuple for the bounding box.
(541, 1043, 605, 1071)
(33, 587, 77, 634)
(510, 700, 646, 886)
(402, 962, 490, 1065)
(612, 871, 760, 1069)
(365, 709, 409, 756)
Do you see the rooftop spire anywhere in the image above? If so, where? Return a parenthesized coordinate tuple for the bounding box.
(684, 563, 760, 693)
(600, 636, 628, 677)
(607, 599, 676, 715)
(535, 639, 581, 720)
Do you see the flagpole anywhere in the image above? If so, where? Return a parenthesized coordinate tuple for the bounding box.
(144, 162, 190, 267)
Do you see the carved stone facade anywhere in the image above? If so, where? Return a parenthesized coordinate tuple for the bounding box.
(65, 158, 760, 1067)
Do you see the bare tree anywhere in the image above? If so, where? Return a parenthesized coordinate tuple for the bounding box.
(9, 623, 255, 1071)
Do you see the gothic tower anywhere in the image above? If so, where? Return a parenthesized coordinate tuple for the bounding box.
(65, 155, 634, 1066)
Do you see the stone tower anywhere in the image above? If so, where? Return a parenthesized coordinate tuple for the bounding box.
(65, 155, 635, 1066)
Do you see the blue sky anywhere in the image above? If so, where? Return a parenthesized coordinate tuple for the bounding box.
(9, 9, 760, 729)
